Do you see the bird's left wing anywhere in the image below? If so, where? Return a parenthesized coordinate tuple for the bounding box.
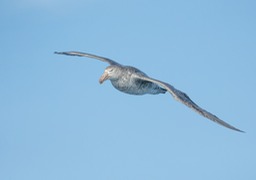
(55, 51, 120, 66)
(135, 74, 244, 132)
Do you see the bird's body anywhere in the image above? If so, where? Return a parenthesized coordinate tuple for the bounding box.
(55, 51, 244, 132)
(108, 65, 167, 95)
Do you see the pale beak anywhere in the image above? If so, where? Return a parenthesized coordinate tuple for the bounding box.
(99, 71, 109, 84)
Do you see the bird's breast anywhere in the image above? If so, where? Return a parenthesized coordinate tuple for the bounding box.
(110, 74, 159, 95)
(110, 74, 143, 95)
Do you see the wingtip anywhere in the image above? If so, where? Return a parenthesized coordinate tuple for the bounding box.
(237, 129, 245, 133)
(230, 127, 245, 133)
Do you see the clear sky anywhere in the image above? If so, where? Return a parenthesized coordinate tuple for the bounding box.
(1, 0, 256, 179)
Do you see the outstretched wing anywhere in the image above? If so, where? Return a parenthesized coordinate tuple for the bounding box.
(55, 51, 120, 66)
(135, 74, 244, 132)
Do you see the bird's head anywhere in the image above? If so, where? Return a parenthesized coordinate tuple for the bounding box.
(99, 65, 121, 84)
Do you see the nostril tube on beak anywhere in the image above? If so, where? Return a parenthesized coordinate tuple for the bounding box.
(99, 72, 109, 84)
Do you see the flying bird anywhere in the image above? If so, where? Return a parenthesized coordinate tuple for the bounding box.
(55, 51, 244, 132)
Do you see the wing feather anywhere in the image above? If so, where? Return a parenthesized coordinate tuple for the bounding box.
(55, 51, 120, 65)
(136, 75, 244, 132)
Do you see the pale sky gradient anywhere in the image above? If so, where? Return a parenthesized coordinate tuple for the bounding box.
(1, 0, 256, 180)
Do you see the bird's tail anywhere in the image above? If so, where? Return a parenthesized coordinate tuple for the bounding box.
(160, 87, 167, 94)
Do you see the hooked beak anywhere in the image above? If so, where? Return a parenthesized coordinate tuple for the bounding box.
(99, 71, 109, 84)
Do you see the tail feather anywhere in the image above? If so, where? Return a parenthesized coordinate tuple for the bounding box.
(160, 87, 167, 94)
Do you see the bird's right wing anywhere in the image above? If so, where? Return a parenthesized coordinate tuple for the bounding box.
(135, 74, 244, 132)
(55, 51, 120, 66)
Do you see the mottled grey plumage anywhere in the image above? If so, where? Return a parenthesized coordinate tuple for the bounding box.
(106, 65, 167, 95)
(55, 51, 244, 132)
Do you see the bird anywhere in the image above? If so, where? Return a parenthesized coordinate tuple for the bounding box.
(55, 51, 244, 132)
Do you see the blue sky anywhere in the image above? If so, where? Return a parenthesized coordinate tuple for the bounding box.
(1, 0, 256, 179)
